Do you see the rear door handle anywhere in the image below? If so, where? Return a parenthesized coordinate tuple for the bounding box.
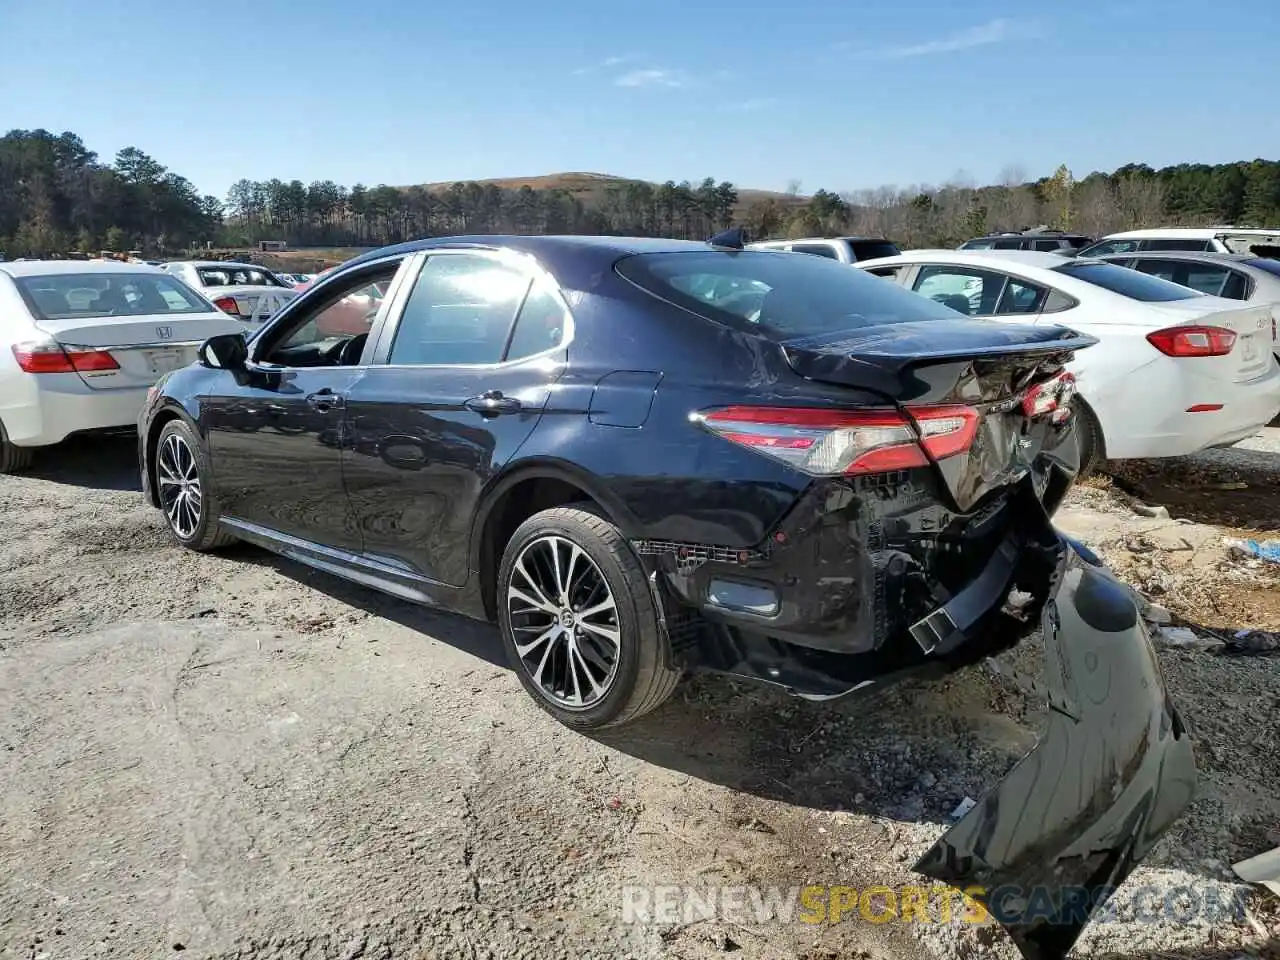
(464, 391, 522, 417)
(306, 389, 345, 411)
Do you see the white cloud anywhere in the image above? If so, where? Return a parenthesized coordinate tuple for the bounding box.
(572, 55, 637, 76)
(614, 68, 689, 89)
(870, 18, 1028, 59)
(732, 97, 780, 111)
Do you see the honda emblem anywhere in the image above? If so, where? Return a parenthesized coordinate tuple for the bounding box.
(156, 325, 173, 340)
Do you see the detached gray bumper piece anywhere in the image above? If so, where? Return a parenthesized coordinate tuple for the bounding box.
(915, 539, 1198, 960)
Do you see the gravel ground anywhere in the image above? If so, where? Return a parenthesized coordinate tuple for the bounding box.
(2, 436, 1278, 960)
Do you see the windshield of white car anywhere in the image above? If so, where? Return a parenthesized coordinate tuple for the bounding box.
(615, 250, 963, 340)
(1051, 262, 1204, 302)
(196, 266, 287, 288)
(16, 273, 216, 320)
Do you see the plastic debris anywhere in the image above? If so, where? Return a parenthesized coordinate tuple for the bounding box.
(1222, 629, 1280, 657)
(1224, 538, 1280, 564)
(1156, 626, 1225, 653)
(1233, 845, 1280, 897)
(950, 797, 976, 820)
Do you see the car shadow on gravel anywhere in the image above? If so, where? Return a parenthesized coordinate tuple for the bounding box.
(22, 434, 140, 491)
(230, 546, 507, 668)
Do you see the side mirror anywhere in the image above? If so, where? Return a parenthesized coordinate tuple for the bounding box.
(199, 332, 248, 370)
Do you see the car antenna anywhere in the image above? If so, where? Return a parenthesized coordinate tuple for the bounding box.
(708, 227, 749, 249)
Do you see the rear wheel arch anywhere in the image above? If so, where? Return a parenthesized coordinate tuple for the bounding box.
(473, 461, 639, 621)
(0, 416, 34, 474)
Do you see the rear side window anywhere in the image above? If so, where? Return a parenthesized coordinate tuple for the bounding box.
(196, 266, 286, 287)
(849, 240, 901, 260)
(388, 254, 532, 365)
(1053, 262, 1204, 302)
(992, 238, 1023, 250)
(15, 272, 215, 320)
(1034, 239, 1064, 252)
(615, 250, 961, 341)
(1144, 238, 1212, 252)
(791, 243, 840, 260)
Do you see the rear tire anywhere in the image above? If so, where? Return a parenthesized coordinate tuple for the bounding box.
(0, 420, 34, 475)
(1073, 400, 1104, 478)
(497, 506, 682, 730)
(155, 419, 236, 551)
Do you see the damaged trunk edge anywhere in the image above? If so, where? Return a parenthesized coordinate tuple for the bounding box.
(914, 538, 1197, 960)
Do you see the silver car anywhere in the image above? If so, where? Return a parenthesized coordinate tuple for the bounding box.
(162, 261, 297, 326)
(1094, 250, 1280, 361)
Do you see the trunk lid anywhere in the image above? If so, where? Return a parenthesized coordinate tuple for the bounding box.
(33, 311, 244, 390)
(1146, 297, 1274, 382)
(781, 319, 1097, 510)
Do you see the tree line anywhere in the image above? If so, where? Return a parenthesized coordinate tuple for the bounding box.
(2, 128, 1279, 259)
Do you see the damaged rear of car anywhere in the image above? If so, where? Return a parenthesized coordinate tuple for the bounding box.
(609, 247, 1198, 959)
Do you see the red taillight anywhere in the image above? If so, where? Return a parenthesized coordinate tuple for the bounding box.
(696, 404, 979, 476)
(212, 295, 240, 315)
(1146, 325, 1236, 358)
(1021, 370, 1076, 419)
(12, 341, 120, 374)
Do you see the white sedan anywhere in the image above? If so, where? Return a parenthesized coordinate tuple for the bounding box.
(162, 260, 298, 326)
(0, 261, 244, 473)
(855, 250, 1280, 469)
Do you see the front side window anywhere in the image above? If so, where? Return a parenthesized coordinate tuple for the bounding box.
(264, 263, 402, 366)
(1079, 239, 1141, 257)
(15, 272, 216, 320)
(1053, 262, 1204, 302)
(388, 254, 533, 366)
(616, 250, 961, 341)
(913, 265, 1006, 316)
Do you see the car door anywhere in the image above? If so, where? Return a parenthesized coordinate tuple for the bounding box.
(341, 249, 568, 587)
(199, 256, 412, 551)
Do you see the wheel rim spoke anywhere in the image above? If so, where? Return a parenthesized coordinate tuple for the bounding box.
(158, 434, 202, 540)
(506, 534, 622, 711)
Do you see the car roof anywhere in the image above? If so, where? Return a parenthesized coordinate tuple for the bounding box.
(1095, 250, 1258, 264)
(0, 260, 166, 278)
(858, 248, 1080, 271)
(1097, 227, 1280, 240)
(170, 260, 268, 270)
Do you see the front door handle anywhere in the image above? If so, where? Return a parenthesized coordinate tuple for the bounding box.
(306, 389, 345, 412)
(464, 391, 522, 417)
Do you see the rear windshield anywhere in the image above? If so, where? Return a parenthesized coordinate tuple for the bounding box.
(615, 250, 961, 340)
(15, 273, 215, 321)
(1052, 262, 1204, 302)
(850, 240, 901, 260)
(196, 266, 287, 287)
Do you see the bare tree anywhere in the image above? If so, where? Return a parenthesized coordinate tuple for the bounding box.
(1115, 176, 1166, 228)
(1074, 179, 1122, 236)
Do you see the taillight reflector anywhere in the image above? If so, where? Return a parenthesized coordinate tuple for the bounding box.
(1021, 370, 1076, 419)
(12, 341, 120, 374)
(212, 295, 240, 315)
(696, 404, 979, 477)
(1146, 325, 1236, 358)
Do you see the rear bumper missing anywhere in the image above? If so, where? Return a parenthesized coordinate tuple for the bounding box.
(915, 540, 1197, 959)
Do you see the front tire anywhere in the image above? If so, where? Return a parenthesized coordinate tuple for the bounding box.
(155, 419, 236, 551)
(497, 506, 682, 730)
(0, 419, 33, 475)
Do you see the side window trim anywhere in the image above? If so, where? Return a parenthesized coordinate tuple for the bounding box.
(247, 255, 413, 367)
(367, 247, 575, 369)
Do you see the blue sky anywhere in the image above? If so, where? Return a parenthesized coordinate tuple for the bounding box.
(1, 0, 1276, 200)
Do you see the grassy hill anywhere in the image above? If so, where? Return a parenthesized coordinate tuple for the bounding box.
(413, 171, 805, 211)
